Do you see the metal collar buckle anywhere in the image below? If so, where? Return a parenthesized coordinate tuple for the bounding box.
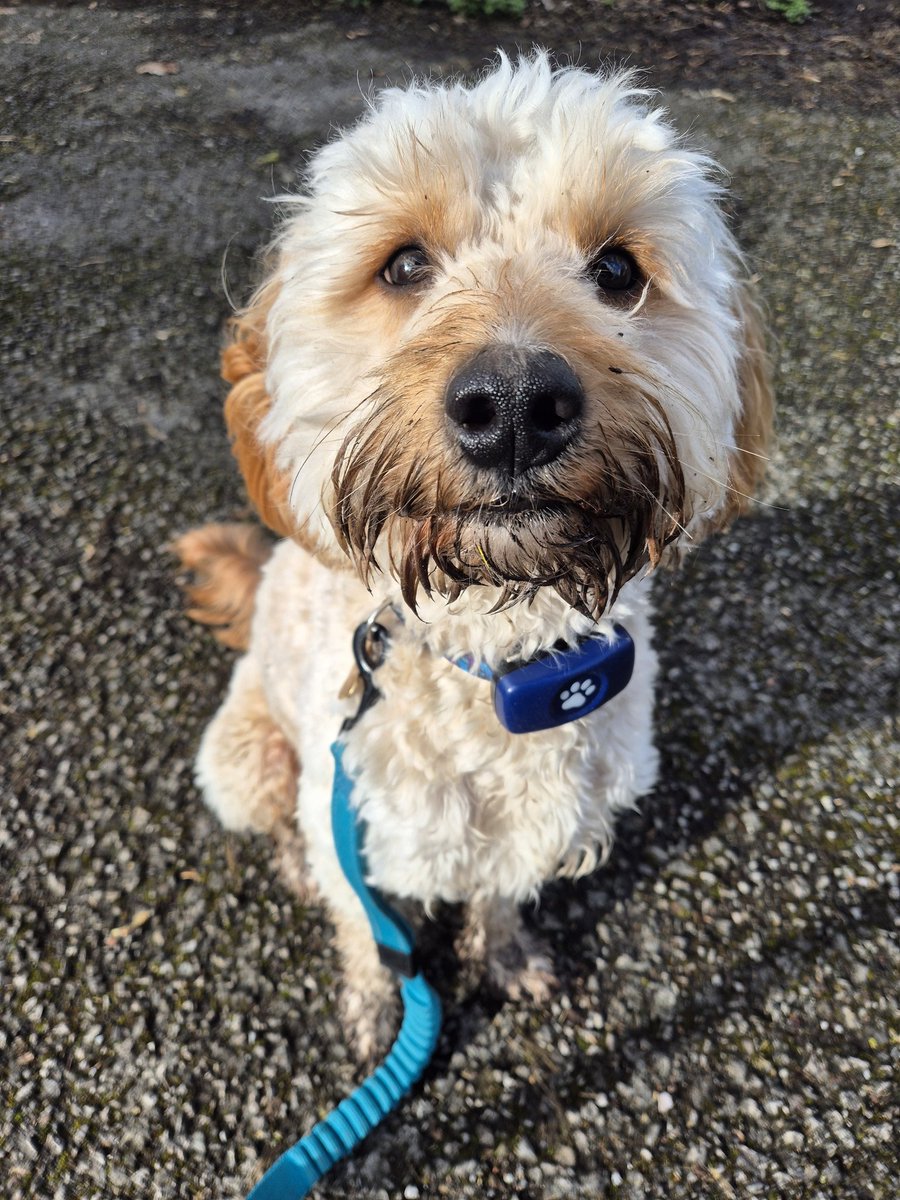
(340, 601, 399, 733)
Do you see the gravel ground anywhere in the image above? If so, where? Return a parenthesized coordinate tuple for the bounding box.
(1, 4, 897, 1199)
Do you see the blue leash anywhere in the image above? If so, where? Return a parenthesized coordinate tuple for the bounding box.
(246, 610, 634, 1196)
(247, 742, 442, 1199)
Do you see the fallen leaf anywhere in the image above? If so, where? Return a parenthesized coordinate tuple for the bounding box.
(683, 87, 736, 104)
(225, 838, 238, 875)
(800, 69, 821, 83)
(107, 909, 153, 943)
(140, 419, 167, 442)
(179, 869, 202, 882)
(136, 61, 179, 76)
(870, 238, 895, 249)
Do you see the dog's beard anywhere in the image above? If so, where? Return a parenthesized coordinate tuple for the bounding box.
(330, 391, 687, 621)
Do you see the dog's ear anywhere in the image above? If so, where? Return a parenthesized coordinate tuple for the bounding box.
(701, 282, 774, 536)
(221, 276, 295, 539)
(728, 283, 775, 518)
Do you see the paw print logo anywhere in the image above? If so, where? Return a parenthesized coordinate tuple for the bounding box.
(559, 677, 597, 711)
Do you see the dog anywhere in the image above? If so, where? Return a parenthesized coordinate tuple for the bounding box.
(176, 52, 772, 1060)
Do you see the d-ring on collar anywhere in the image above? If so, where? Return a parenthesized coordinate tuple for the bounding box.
(342, 600, 636, 737)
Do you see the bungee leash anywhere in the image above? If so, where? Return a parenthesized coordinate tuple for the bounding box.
(248, 610, 440, 1199)
(247, 605, 635, 1197)
(248, 741, 441, 1199)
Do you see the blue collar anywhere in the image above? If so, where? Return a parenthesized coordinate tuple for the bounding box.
(342, 603, 635, 738)
(448, 626, 635, 735)
(448, 652, 495, 681)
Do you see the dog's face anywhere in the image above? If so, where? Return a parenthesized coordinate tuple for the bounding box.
(225, 54, 772, 620)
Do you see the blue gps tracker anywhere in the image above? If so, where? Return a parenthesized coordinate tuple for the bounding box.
(490, 625, 635, 735)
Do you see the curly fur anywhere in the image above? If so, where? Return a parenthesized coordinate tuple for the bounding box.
(176, 52, 773, 1059)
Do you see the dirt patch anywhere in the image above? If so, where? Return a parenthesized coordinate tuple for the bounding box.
(69, 0, 900, 112)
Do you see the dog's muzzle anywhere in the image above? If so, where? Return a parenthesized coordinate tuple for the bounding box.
(445, 347, 583, 477)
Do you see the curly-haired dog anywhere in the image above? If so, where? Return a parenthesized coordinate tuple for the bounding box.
(177, 53, 772, 1059)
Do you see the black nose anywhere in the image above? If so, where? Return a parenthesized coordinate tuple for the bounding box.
(445, 348, 584, 476)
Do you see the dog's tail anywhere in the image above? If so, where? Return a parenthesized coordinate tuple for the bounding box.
(173, 523, 271, 651)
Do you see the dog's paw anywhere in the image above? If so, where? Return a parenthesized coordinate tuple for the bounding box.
(340, 985, 400, 1065)
(272, 821, 318, 904)
(458, 900, 558, 1003)
(490, 950, 558, 1003)
(486, 933, 558, 1003)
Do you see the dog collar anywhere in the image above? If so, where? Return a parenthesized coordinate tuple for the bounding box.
(449, 628, 634, 735)
(343, 603, 634, 736)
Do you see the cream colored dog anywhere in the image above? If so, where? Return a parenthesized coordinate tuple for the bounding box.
(177, 52, 772, 1060)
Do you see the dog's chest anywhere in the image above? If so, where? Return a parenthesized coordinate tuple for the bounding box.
(342, 643, 604, 905)
(257, 542, 657, 907)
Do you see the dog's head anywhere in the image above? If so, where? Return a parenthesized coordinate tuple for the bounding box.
(224, 53, 772, 620)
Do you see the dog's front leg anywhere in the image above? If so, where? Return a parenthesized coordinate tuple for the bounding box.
(459, 895, 557, 1003)
(194, 653, 314, 900)
(303, 854, 398, 1060)
(299, 768, 400, 1064)
(328, 889, 400, 1064)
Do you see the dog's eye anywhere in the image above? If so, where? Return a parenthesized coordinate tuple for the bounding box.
(590, 248, 640, 293)
(381, 245, 432, 288)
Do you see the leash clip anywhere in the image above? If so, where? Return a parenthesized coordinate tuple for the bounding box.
(340, 602, 396, 733)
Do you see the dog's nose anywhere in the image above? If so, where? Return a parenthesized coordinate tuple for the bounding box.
(445, 348, 584, 476)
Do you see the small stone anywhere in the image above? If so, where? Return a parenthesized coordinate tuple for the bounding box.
(651, 984, 679, 1020)
(739, 1097, 762, 1122)
(554, 1145, 576, 1168)
(517, 1137, 538, 1164)
(657, 1090, 674, 1115)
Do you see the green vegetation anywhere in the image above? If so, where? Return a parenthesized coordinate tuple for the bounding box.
(765, 0, 811, 22)
(403, 0, 526, 13)
(352, 0, 815, 21)
(447, 0, 525, 12)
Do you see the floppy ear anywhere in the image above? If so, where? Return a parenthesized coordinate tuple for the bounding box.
(702, 282, 774, 535)
(728, 283, 774, 517)
(221, 275, 296, 540)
